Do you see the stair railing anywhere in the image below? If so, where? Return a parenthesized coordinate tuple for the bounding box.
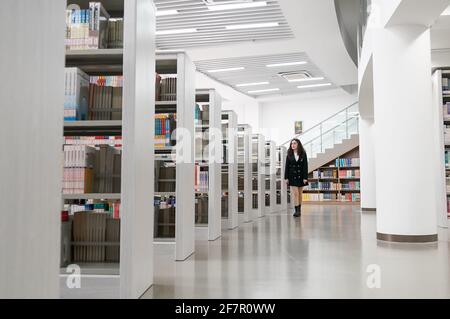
(282, 102, 359, 158)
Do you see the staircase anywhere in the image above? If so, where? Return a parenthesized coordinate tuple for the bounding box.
(282, 102, 359, 173)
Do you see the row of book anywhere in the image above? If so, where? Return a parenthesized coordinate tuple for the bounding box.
(312, 170, 337, 179)
(156, 76, 177, 101)
(65, 68, 89, 121)
(195, 167, 209, 192)
(341, 182, 361, 190)
(195, 196, 208, 224)
(443, 103, 450, 118)
(302, 193, 361, 202)
(70, 212, 120, 263)
(154, 195, 176, 209)
(195, 104, 210, 125)
(306, 182, 340, 190)
(154, 207, 176, 238)
(63, 201, 120, 219)
(445, 150, 450, 168)
(443, 77, 450, 93)
(336, 158, 360, 167)
(63, 145, 121, 194)
(64, 136, 122, 148)
(302, 193, 336, 201)
(66, 2, 120, 50)
(339, 170, 360, 178)
(155, 113, 176, 148)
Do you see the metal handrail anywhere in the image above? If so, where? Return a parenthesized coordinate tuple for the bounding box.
(281, 101, 358, 146)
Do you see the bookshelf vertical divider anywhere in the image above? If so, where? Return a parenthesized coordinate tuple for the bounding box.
(195, 89, 222, 241)
(155, 51, 196, 261)
(237, 124, 253, 223)
(277, 146, 288, 211)
(120, 0, 155, 299)
(222, 110, 239, 230)
(252, 134, 266, 218)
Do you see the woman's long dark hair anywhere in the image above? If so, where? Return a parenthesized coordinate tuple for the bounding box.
(287, 138, 305, 158)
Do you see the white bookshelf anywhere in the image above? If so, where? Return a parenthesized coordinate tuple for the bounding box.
(237, 124, 253, 223)
(276, 146, 288, 211)
(432, 69, 450, 228)
(251, 134, 266, 218)
(154, 51, 196, 261)
(221, 110, 238, 230)
(265, 141, 277, 214)
(61, 0, 156, 299)
(194, 89, 222, 241)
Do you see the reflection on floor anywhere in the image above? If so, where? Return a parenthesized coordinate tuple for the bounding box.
(60, 205, 450, 299)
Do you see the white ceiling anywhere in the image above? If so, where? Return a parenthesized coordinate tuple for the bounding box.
(195, 52, 335, 97)
(153, 0, 294, 49)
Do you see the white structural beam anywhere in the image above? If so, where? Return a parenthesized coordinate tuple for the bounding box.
(120, 0, 156, 299)
(0, 0, 66, 298)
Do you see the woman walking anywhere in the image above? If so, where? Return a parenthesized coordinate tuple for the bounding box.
(284, 138, 308, 217)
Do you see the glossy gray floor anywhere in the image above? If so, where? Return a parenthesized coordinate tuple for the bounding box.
(60, 205, 450, 299)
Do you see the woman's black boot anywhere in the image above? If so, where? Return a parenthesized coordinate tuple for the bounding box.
(293, 205, 300, 217)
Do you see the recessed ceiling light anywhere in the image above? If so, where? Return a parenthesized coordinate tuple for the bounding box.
(226, 22, 279, 30)
(248, 88, 280, 94)
(289, 77, 325, 83)
(156, 9, 179, 17)
(236, 81, 270, 87)
(207, 67, 245, 73)
(267, 61, 308, 67)
(156, 28, 197, 35)
(297, 83, 332, 89)
(207, 1, 267, 11)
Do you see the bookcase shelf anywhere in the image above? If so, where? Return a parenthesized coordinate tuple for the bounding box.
(62, 193, 121, 200)
(237, 124, 253, 223)
(154, 51, 196, 260)
(303, 147, 361, 204)
(194, 89, 222, 241)
(265, 141, 277, 213)
(221, 110, 238, 230)
(276, 146, 287, 210)
(64, 120, 122, 136)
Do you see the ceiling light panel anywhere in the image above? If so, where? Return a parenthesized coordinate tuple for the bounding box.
(195, 52, 334, 97)
(153, 0, 293, 49)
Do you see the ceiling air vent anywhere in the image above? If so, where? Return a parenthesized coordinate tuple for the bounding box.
(278, 71, 312, 82)
(203, 0, 254, 4)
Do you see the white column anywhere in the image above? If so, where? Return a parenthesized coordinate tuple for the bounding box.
(120, 0, 155, 299)
(372, 25, 438, 241)
(0, 0, 65, 298)
(359, 117, 376, 211)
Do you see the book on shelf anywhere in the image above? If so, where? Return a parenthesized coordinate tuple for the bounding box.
(155, 113, 176, 148)
(339, 193, 361, 202)
(107, 18, 124, 49)
(89, 76, 123, 120)
(195, 165, 209, 192)
(195, 195, 208, 224)
(443, 102, 450, 118)
(64, 136, 122, 148)
(63, 144, 121, 194)
(156, 75, 177, 101)
(302, 193, 337, 201)
(341, 181, 360, 190)
(64, 200, 120, 219)
(339, 169, 360, 178)
(65, 2, 112, 50)
(443, 77, 450, 92)
(64, 68, 89, 121)
(336, 158, 360, 167)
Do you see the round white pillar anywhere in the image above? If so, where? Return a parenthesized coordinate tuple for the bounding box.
(372, 25, 438, 242)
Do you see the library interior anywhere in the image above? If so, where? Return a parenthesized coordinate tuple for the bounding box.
(1, 0, 450, 299)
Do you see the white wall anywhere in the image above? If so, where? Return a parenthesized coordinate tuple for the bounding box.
(196, 72, 261, 131)
(259, 89, 357, 146)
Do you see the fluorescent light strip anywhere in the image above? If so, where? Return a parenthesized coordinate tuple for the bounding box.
(156, 28, 197, 35)
(226, 22, 279, 30)
(266, 61, 307, 67)
(289, 77, 325, 83)
(208, 1, 267, 11)
(156, 9, 179, 17)
(248, 88, 280, 94)
(297, 83, 332, 89)
(236, 81, 269, 87)
(207, 67, 245, 73)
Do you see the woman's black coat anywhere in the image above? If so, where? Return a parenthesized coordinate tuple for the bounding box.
(284, 151, 308, 187)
